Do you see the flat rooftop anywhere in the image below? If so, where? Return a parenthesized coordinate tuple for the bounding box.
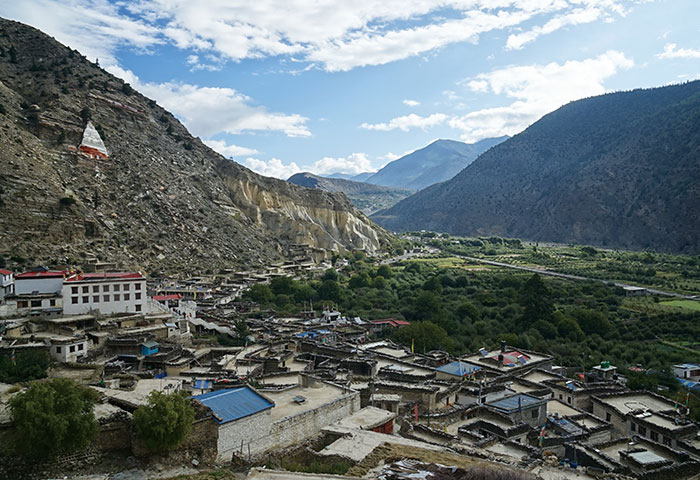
(521, 370, 561, 384)
(547, 399, 580, 417)
(599, 393, 674, 415)
(334, 406, 395, 430)
(264, 381, 354, 423)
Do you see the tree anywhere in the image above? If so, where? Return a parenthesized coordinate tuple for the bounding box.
(318, 279, 342, 303)
(349, 272, 371, 289)
(376, 265, 393, 279)
(270, 276, 294, 295)
(321, 268, 339, 282)
(392, 321, 454, 353)
(519, 274, 553, 326)
(133, 391, 195, 451)
(247, 284, 273, 303)
(0, 350, 50, 383)
(10, 378, 99, 458)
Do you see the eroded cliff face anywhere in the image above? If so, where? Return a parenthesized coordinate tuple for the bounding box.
(0, 18, 389, 274)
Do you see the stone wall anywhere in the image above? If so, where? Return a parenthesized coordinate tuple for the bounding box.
(267, 392, 360, 451)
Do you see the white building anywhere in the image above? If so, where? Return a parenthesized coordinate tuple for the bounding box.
(14, 269, 65, 295)
(62, 272, 147, 316)
(0, 269, 13, 301)
(673, 363, 700, 382)
(49, 336, 89, 363)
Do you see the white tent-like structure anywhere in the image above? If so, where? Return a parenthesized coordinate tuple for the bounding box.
(78, 121, 108, 159)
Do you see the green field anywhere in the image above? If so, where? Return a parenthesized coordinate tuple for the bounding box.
(661, 299, 700, 311)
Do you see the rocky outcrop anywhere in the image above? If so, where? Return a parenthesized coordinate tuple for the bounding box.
(0, 18, 389, 274)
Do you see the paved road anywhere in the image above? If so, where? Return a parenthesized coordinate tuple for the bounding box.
(456, 254, 699, 300)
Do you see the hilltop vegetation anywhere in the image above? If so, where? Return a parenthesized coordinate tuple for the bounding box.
(374, 82, 700, 254)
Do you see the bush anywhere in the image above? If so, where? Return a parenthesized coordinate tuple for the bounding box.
(59, 196, 77, 207)
(133, 391, 195, 451)
(10, 378, 99, 458)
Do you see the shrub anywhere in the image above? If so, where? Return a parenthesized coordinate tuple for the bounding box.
(133, 391, 195, 451)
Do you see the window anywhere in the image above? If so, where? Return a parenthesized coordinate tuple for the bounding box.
(69, 345, 75, 353)
(103, 285, 110, 292)
(56, 346, 62, 353)
(124, 293, 130, 301)
(93, 286, 99, 293)
(631, 423, 636, 432)
(93, 295, 100, 302)
(50, 299, 56, 306)
(663, 436, 671, 446)
(103, 295, 110, 302)
(135, 282, 142, 290)
(531, 409, 538, 419)
(114, 294, 120, 301)
(114, 284, 120, 291)
(650, 431, 658, 442)
(605, 412, 611, 422)
(72, 297, 78, 304)
(72, 286, 78, 294)
(135, 292, 142, 300)
(639, 426, 646, 436)
(82, 286, 89, 293)
(31, 300, 41, 307)
(559, 394, 562, 400)
(82, 296, 89, 303)
(123, 283, 130, 291)
(78, 344, 83, 351)
(18, 300, 28, 308)
(567, 397, 572, 404)
(135, 304, 142, 312)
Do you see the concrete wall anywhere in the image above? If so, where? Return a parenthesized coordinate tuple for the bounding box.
(591, 401, 627, 438)
(63, 279, 147, 315)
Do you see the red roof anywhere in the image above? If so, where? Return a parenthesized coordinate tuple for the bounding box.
(65, 272, 144, 282)
(0, 269, 12, 276)
(15, 270, 66, 279)
(371, 318, 409, 327)
(153, 294, 182, 301)
(492, 350, 531, 365)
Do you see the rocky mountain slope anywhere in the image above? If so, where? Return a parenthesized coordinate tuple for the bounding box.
(372, 82, 700, 253)
(287, 172, 412, 214)
(365, 137, 507, 191)
(0, 18, 389, 274)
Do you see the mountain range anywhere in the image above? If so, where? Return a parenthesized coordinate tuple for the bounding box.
(363, 137, 507, 191)
(0, 18, 388, 274)
(287, 172, 412, 215)
(372, 81, 700, 253)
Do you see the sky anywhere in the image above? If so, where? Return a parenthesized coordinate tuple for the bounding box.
(1, 0, 699, 179)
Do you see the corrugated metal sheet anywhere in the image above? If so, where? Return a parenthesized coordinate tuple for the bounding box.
(193, 387, 274, 424)
(436, 361, 480, 376)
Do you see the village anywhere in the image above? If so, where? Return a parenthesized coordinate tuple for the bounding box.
(0, 255, 699, 480)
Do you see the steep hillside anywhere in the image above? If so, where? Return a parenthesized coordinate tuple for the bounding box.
(287, 172, 412, 214)
(372, 82, 700, 253)
(0, 18, 388, 274)
(365, 137, 507, 191)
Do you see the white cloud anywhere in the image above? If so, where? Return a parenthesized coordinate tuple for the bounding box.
(243, 157, 302, 179)
(3, 0, 634, 73)
(105, 66, 311, 138)
(361, 113, 448, 132)
(310, 153, 374, 175)
(403, 99, 420, 107)
(204, 139, 259, 157)
(450, 50, 634, 142)
(506, 6, 604, 50)
(657, 43, 700, 60)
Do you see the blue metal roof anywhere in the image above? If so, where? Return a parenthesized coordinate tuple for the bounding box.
(487, 393, 544, 413)
(436, 361, 481, 376)
(192, 387, 274, 424)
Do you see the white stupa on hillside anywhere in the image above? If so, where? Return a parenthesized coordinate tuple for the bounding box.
(78, 121, 109, 159)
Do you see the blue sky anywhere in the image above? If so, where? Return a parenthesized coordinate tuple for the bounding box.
(2, 0, 699, 178)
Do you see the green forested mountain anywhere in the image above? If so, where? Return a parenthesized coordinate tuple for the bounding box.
(373, 81, 700, 253)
